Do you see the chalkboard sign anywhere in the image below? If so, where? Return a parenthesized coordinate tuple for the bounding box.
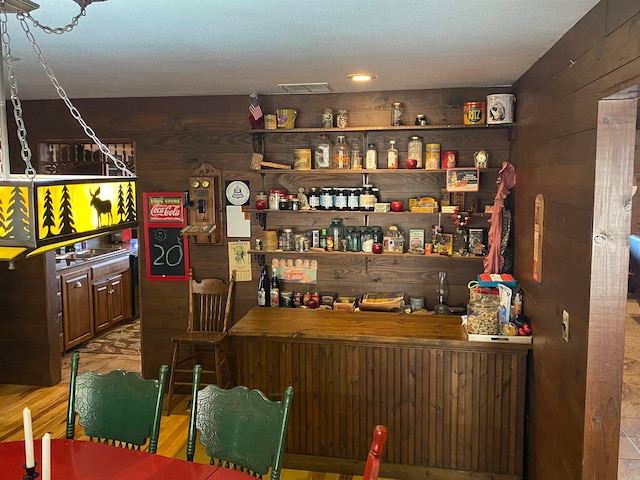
(146, 227, 189, 280)
(143, 192, 189, 281)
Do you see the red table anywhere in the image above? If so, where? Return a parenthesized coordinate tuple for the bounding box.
(0, 439, 253, 479)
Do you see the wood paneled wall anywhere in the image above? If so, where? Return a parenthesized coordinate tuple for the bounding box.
(512, 0, 640, 478)
(9, 87, 510, 383)
(235, 337, 528, 478)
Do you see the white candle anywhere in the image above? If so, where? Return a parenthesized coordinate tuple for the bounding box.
(22, 407, 34, 468)
(42, 433, 51, 480)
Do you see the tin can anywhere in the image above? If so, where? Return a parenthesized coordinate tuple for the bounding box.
(303, 292, 312, 305)
(425, 143, 440, 170)
(441, 150, 457, 169)
(487, 94, 516, 124)
(264, 114, 277, 130)
(463, 101, 486, 125)
(261, 230, 278, 251)
(293, 292, 303, 307)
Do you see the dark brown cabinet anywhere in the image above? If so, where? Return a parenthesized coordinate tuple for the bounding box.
(93, 273, 125, 333)
(61, 267, 94, 349)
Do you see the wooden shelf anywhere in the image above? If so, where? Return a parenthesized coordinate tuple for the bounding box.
(249, 123, 514, 134)
(248, 208, 491, 218)
(255, 168, 499, 175)
(249, 249, 484, 260)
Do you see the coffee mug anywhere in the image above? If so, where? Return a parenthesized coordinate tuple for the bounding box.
(277, 109, 297, 129)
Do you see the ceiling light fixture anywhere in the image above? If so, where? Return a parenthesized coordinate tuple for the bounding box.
(0, 0, 138, 261)
(347, 73, 377, 82)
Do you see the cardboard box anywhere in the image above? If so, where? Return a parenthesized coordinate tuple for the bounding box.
(437, 233, 453, 255)
(409, 229, 425, 250)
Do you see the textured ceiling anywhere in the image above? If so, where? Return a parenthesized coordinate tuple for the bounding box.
(1, 0, 600, 100)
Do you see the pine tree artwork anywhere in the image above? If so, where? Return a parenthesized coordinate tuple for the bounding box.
(42, 188, 56, 238)
(117, 184, 126, 222)
(125, 182, 136, 222)
(6, 186, 31, 241)
(0, 197, 5, 235)
(58, 184, 77, 235)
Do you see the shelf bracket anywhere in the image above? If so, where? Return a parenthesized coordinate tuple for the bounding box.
(256, 211, 267, 231)
(253, 253, 265, 267)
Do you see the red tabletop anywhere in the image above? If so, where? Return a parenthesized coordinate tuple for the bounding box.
(0, 439, 253, 479)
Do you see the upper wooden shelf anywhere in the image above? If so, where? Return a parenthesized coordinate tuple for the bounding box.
(254, 167, 500, 175)
(249, 123, 515, 134)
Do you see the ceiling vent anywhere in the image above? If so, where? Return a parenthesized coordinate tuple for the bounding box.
(277, 83, 333, 94)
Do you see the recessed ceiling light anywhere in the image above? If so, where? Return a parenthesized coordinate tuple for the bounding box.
(347, 73, 377, 82)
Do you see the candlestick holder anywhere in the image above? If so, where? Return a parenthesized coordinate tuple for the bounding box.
(23, 462, 39, 480)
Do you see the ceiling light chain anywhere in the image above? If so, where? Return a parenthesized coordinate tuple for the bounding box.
(23, 4, 87, 35)
(0, 7, 35, 177)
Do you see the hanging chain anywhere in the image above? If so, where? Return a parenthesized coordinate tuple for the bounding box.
(23, 5, 87, 35)
(0, 6, 35, 178)
(15, 12, 134, 176)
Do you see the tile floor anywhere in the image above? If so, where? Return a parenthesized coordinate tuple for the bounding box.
(619, 298, 640, 479)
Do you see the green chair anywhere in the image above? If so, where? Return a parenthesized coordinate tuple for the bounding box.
(65, 352, 168, 453)
(187, 364, 294, 480)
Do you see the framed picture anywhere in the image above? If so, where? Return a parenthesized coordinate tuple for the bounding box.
(446, 168, 480, 192)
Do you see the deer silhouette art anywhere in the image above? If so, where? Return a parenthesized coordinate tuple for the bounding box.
(90, 187, 113, 227)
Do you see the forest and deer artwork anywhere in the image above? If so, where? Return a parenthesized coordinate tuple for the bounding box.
(0, 180, 136, 246)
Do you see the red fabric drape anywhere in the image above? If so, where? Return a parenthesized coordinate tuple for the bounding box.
(483, 161, 516, 274)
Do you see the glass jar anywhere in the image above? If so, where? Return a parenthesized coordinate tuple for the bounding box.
(336, 109, 349, 128)
(328, 218, 345, 247)
(391, 102, 404, 126)
(332, 135, 351, 169)
(467, 295, 500, 335)
(350, 149, 363, 170)
(346, 226, 361, 252)
(415, 114, 427, 126)
(365, 143, 378, 169)
(370, 226, 383, 244)
(322, 109, 333, 128)
(407, 136, 423, 168)
(333, 188, 348, 211)
(308, 187, 320, 209)
(315, 135, 332, 169)
(360, 227, 373, 253)
(280, 228, 294, 251)
(319, 187, 334, 210)
(347, 188, 360, 211)
(359, 184, 376, 211)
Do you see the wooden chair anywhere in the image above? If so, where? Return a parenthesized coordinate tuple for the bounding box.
(65, 352, 168, 453)
(363, 425, 388, 480)
(166, 269, 235, 414)
(187, 364, 294, 480)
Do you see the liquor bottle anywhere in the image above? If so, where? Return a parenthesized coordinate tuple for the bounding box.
(269, 269, 280, 307)
(257, 266, 269, 307)
(332, 135, 351, 169)
(387, 140, 398, 169)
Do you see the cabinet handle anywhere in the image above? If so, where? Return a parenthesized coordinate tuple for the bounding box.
(108, 289, 114, 295)
(73, 281, 83, 288)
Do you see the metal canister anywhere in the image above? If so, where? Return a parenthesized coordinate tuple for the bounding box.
(441, 150, 457, 169)
(322, 109, 333, 128)
(425, 143, 440, 170)
(463, 101, 486, 125)
(261, 230, 278, 251)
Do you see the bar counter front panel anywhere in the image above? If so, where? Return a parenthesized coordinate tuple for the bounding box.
(229, 308, 530, 479)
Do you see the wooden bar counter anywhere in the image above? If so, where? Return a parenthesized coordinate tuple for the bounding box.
(229, 307, 531, 480)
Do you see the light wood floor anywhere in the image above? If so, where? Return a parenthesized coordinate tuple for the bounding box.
(0, 351, 380, 480)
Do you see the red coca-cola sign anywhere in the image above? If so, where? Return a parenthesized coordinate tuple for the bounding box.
(147, 196, 184, 223)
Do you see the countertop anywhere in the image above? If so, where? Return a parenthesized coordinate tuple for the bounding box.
(229, 307, 531, 351)
(55, 242, 137, 270)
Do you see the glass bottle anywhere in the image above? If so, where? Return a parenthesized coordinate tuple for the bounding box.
(391, 102, 404, 126)
(328, 218, 345, 247)
(346, 226, 361, 252)
(360, 226, 373, 253)
(257, 265, 269, 307)
(365, 143, 378, 169)
(336, 109, 349, 128)
(270, 269, 280, 307)
(434, 271, 450, 314)
(332, 135, 351, 169)
(315, 135, 332, 169)
(387, 140, 398, 169)
(333, 188, 348, 211)
(347, 187, 360, 211)
(319, 187, 334, 210)
(319, 228, 328, 250)
(350, 149, 363, 170)
(281, 228, 294, 251)
(407, 136, 423, 168)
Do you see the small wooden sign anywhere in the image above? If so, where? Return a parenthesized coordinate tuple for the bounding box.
(446, 168, 480, 192)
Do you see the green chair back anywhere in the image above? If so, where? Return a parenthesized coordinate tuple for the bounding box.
(187, 364, 293, 480)
(66, 352, 168, 453)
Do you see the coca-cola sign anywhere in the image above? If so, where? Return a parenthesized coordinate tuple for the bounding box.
(147, 196, 184, 223)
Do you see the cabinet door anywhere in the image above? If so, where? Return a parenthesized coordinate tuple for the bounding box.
(92, 278, 112, 333)
(62, 269, 93, 350)
(108, 274, 125, 324)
